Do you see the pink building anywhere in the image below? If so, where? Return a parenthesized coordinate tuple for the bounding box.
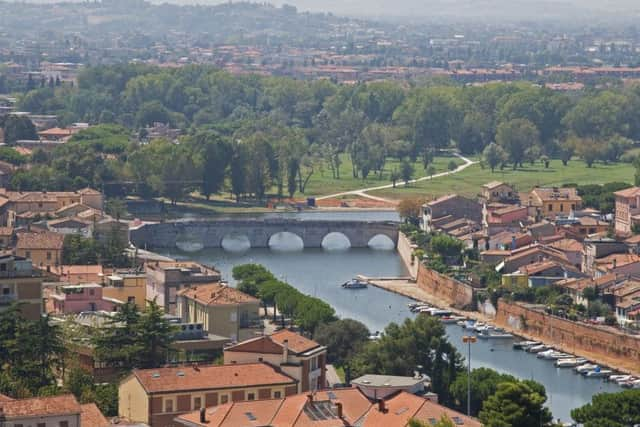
(48, 283, 122, 314)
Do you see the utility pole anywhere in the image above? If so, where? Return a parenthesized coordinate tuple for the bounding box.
(462, 335, 477, 417)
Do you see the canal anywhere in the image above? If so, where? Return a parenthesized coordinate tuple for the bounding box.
(160, 210, 620, 422)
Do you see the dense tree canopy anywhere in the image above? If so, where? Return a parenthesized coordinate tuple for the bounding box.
(571, 389, 640, 427)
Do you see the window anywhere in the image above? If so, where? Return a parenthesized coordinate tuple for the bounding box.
(230, 311, 237, 322)
(560, 204, 564, 212)
(46, 251, 52, 260)
(247, 392, 255, 401)
(128, 296, 136, 303)
(165, 398, 174, 412)
(0, 263, 6, 272)
(193, 396, 202, 410)
(25, 251, 31, 259)
(37, 424, 45, 427)
(2, 287, 10, 295)
(571, 204, 576, 210)
(60, 421, 69, 427)
(220, 394, 229, 404)
(273, 391, 282, 398)
(89, 289, 95, 296)
(548, 204, 553, 212)
(14, 424, 23, 427)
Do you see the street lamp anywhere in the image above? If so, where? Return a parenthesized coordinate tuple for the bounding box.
(462, 335, 477, 417)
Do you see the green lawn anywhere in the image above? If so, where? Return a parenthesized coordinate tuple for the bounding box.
(300, 153, 464, 196)
(370, 159, 635, 200)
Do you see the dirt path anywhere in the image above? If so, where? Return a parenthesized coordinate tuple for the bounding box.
(316, 153, 477, 202)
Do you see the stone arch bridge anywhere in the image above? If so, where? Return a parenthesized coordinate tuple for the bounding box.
(130, 219, 399, 250)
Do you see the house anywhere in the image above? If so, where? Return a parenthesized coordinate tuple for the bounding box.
(549, 238, 583, 268)
(351, 374, 429, 400)
(38, 126, 75, 142)
(422, 194, 482, 232)
(607, 280, 640, 325)
(15, 230, 64, 269)
(102, 270, 148, 309)
(484, 204, 528, 234)
(223, 329, 327, 393)
(481, 181, 517, 203)
(0, 394, 107, 427)
(46, 283, 122, 314)
(526, 187, 582, 219)
(614, 186, 640, 236)
(175, 387, 481, 427)
(49, 264, 104, 284)
(177, 283, 261, 342)
(581, 239, 628, 275)
(118, 363, 298, 426)
(0, 226, 14, 248)
(47, 217, 93, 237)
(593, 253, 640, 278)
(146, 261, 222, 314)
(560, 216, 609, 241)
(0, 254, 43, 320)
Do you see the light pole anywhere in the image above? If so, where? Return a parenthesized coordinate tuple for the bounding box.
(462, 335, 477, 417)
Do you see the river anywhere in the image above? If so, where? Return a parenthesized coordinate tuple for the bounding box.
(160, 210, 620, 422)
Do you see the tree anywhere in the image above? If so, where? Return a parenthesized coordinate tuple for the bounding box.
(479, 382, 553, 427)
(313, 319, 370, 366)
(400, 159, 414, 186)
(483, 143, 506, 173)
(397, 198, 424, 226)
(450, 367, 523, 416)
(496, 119, 540, 169)
(3, 115, 37, 145)
(431, 234, 464, 258)
(136, 299, 177, 369)
(93, 302, 141, 369)
(200, 134, 231, 200)
(573, 137, 605, 168)
(447, 160, 457, 173)
(571, 389, 640, 427)
(409, 416, 455, 427)
(426, 165, 437, 178)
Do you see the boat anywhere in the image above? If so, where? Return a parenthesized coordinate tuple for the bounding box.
(513, 340, 540, 350)
(342, 279, 368, 289)
(621, 379, 640, 388)
(419, 308, 453, 317)
(440, 315, 465, 324)
(575, 363, 598, 373)
(538, 350, 569, 360)
(478, 329, 513, 339)
(462, 320, 477, 330)
(473, 322, 487, 332)
(555, 358, 587, 368)
(410, 304, 432, 313)
(536, 349, 555, 359)
(584, 369, 613, 378)
(609, 374, 633, 383)
(527, 344, 550, 353)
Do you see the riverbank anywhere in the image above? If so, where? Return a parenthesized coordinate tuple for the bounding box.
(385, 232, 640, 377)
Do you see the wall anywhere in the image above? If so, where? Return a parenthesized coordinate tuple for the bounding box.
(495, 300, 640, 369)
(119, 375, 150, 424)
(416, 264, 474, 308)
(397, 232, 419, 279)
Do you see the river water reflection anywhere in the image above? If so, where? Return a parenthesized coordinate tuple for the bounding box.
(160, 210, 620, 422)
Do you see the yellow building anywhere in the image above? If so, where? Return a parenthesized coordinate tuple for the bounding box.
(102, 271, 147, 309)
(15, 231, 64, 270)
(527, 187, 582, 219)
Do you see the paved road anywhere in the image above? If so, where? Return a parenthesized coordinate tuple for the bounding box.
(316, 153, 477, 202)
(325, 364, 342, 387)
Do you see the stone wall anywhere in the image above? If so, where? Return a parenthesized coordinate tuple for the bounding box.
(495, 300, 640, 365)
(416, 264, 474, 308)
(397, 232, 419, 279)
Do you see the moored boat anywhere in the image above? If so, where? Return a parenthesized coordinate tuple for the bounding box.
(584, 369, 613, 378)
(575, 363, 598, 373)
(527, 344, 550, 353)
(342, 279, 368, 289)
(555, 358, 587, 368)
(478, 328, 513, 339)
(513, 340, 540, 350)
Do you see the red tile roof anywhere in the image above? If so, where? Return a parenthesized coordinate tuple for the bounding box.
(80, 403, 109, 427)
(271, 329, 322, 354)
(0, 394, 81, 417)
(614, 187, 640, 198)
(177, 283, 259, 306)
(131, 363, 297, 394)
(225, 329, 323, 356)
(16, 231, 64, 250)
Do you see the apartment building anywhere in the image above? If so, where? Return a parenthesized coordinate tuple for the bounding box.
(0, 254, 43, 320)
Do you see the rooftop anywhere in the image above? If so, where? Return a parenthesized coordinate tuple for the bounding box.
(16, 230, 64, 250)
(352, 374, 426, 388)
(614, 186, 640, 199)
(177, 283, 259, 306)
(131, 362, 296, 394)
(225, 329, 323, 356)
(0, 394, 81, 417)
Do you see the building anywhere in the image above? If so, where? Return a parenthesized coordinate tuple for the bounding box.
(146, 261, 221, 314)
(526, 187, 582, 219)
(175, 387, 481, 427)
(15, 230, 64, 269)
(0, 254, 43, 320)
(481, 181, 517, 203)
(177, 283, 261, 342)
(0, 394, 107, 427)
(422, 194, 482, 232)
(102, 270, 148, 309)
(351, 374, 429, 400)
(224, 329, 327, 393)
(118, 363, 298, 426)
(47, 283, 122, 314)
(48, 264, 104, 284)
(614, 186, 640, 236)
(0, 226, 14, 248)
(47, 217, 93, 237)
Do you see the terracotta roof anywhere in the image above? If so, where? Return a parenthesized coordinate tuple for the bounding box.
(614, 187, 640, 198)
(131, 363, 297, 394)
(518, 260, 563, 275)
(530, 187, 582, 203)
(492, 205, 526, 216)
(176, 389, 480, 427)
(549, 238, 583, 253)
(38, 127, 73, 137)
(0, 227, 14, 236)
(483, 181, 508, 190)
(0, 393, 14, 402)
(177, 283, 259, 306)
(270, 329, 322, 354)
(16, 231, 64, 250)
(80, 403, 109, 427)
(595, 253, 640, 269)
(0, 394, 81, 417)
(626, 234, 640, 244)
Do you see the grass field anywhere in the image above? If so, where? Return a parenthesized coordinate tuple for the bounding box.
(369, 159, 635, 200)
(300, 153, 464, 196)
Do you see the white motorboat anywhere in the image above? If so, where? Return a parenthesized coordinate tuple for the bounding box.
(440, 315, 465, 324)
(478, 328, 513, 339)
(609, 374, 633, 383)
(621, 379, 640, 388)
(555, 358, 587, 368)
(538, 350, 569, 360)
(527, 344, 549, 353)
(584, 369, 613, 378)
(513, 340, 540, 350)
(575, 363, 598, 373)
(462, 320, 477, 330)
(536, 349, 555, 359)
(473, 322, 487, 332)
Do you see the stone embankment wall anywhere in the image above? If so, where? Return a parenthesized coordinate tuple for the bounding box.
(396, 232, 475, 308)
(495, 300, 640, 368)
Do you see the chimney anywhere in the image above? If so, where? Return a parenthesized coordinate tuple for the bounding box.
(335, 402, 343, 418)
(307, 394, 313, 404)
(377, 399, 387, 413)
(200, 407, 207, 423)
(282, 339, 289, 363)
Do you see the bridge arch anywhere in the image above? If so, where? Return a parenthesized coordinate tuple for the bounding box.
(367, 234, 396, 250)
(221, 232, 251, 252)
(321, 232, 351, 250)
(268, 231, 304, 251)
